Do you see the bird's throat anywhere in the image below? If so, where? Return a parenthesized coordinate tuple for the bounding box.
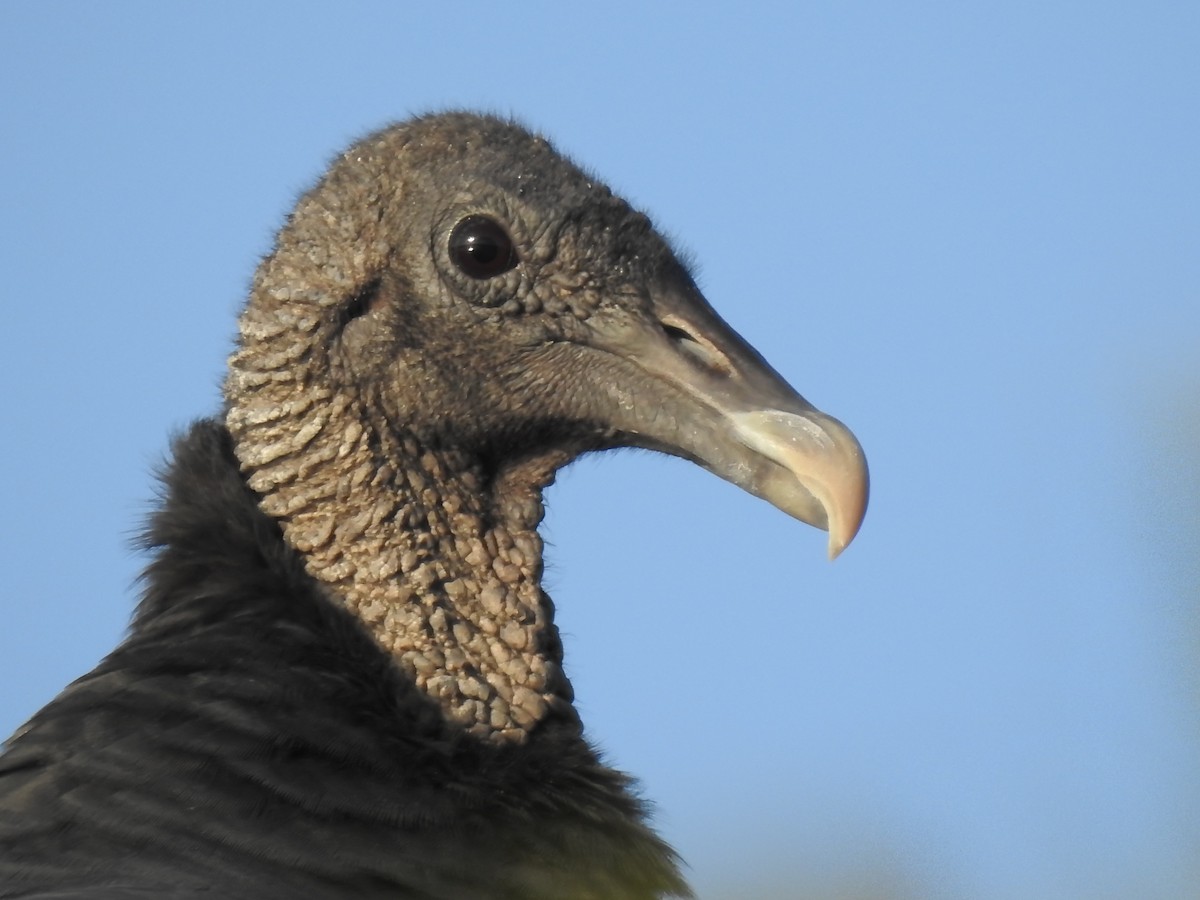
(226, 390, 578, 744)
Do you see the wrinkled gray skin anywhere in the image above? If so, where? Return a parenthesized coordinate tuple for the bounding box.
(0, 113, 867, 900)
(234, 113, 865, 553)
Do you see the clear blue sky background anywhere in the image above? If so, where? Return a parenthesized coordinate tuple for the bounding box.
(2, 4, 1198, 898)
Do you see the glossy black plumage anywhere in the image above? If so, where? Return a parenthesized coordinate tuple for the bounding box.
(0, 423, 683, 899)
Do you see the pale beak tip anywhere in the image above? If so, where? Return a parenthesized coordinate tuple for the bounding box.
(824, 462, 869, 561)
(727, 408, 869, 561)
(825, 520, 857, 561)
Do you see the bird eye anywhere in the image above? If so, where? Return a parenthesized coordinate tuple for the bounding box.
(448, 215, 518, 279)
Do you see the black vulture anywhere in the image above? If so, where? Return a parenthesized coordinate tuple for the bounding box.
(0, 113, 868, 899)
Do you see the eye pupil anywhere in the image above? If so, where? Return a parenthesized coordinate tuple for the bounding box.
(449, 215, 518, 279)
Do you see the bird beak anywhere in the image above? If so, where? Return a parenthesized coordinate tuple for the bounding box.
(724, 407, 867, 559)
(586, 285, 869, 559)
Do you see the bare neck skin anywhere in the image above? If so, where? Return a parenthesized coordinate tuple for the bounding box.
(226, 376, 579, 745)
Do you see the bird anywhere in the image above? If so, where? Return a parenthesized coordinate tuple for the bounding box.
(0, 112, 868, 899)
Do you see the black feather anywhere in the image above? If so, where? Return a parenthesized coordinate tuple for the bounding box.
(0, 422, 686, 899)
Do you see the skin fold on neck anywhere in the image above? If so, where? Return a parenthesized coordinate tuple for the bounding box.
(226, 371, 579, 745)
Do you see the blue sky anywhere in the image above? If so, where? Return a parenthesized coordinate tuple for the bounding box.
(2, 4, 1198, 897)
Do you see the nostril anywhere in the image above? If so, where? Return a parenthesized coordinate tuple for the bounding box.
(660, 321, 734, 376)
(661, 323, 695, 345)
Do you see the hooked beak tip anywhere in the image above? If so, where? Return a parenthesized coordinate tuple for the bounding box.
(728, 409, 869, 559)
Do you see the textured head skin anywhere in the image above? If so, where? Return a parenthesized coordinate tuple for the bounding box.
(226, 115, 692, 742)
(225, 112, 867, 743)
(232, 113, 680, 461)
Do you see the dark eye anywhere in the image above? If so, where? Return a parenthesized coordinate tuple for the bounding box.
(448, 215, 518, 279)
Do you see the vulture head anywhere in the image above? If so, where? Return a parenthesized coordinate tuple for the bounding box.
(225, 113, 868, 742)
